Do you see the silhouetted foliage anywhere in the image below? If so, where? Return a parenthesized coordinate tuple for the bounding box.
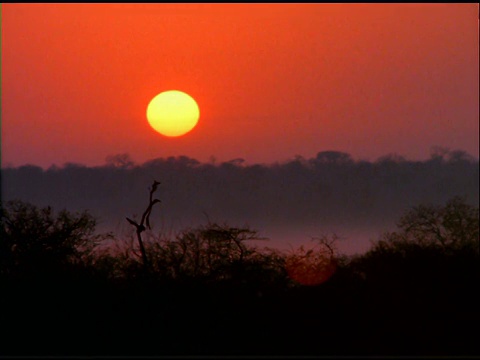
(105, 153, 135, 169)
(364, 196, 479, 259)
(99, 221, 288, 292)
(311, 150, 354, 165)
(1, 174, 478, 356)
(0, 200, 111, 280)
(285, 234, 341, 286)
(147, 223, 286, 285)
(347, 197, 480, 355)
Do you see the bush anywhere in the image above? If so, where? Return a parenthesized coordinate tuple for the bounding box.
(0, 200, 110, 279)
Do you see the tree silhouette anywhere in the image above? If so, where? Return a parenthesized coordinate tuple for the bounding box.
(347, 197, 480, 355)
(105, 153, 135, 169)
(372, 196, 479, 253)
(0, 200, 109, 279)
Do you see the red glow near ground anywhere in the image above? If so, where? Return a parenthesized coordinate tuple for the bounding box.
(285, 242, 338, 286)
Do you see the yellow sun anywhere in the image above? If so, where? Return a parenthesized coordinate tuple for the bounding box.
(146, 90, 200, 137)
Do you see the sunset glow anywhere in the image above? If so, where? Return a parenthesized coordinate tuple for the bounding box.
(2, 4, 477, 168)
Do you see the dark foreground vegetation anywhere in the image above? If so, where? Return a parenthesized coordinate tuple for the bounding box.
(1, 190, 479, 356)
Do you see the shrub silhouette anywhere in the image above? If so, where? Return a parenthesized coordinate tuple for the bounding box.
(348, 196, 480, 355)
(146, 222, 287, 285)
(0, 200, 110, 280)
(353, 196, 479, 285)
(104, 220, 288, 295)
(284, 234, 341, 286)
(363, 197, 479, 272)
(1, 193, 478, 356)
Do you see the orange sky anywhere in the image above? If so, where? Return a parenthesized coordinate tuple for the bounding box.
(2, 3, 479, 168)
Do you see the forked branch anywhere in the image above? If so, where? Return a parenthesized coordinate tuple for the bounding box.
(126, 180, 162, 269)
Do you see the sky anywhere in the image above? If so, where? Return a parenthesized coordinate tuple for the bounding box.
(1, 3, 479, 168)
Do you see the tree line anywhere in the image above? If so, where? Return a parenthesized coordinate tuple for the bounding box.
(2, 148, 478, 240)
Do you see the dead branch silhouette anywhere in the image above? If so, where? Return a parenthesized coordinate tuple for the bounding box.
(126, 180, 161, 269)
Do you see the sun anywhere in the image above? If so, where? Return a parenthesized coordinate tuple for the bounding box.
(146, 90, 200, 137)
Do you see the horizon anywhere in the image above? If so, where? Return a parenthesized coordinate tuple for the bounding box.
(2, 146, 478, 171)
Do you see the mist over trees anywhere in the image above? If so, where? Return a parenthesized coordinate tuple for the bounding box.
(1, 148, 478, 253)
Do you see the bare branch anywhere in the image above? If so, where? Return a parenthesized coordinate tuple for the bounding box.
(126, 180, 162, 270)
